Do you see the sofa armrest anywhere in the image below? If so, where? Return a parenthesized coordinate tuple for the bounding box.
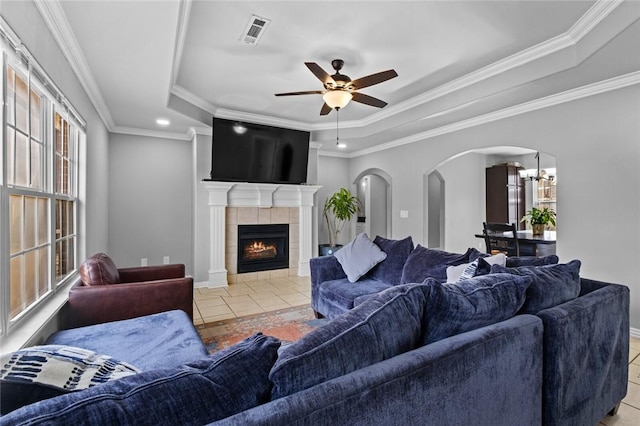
(118, 264, 185, 282)
(537, 281, 629, 426)
(66, 277, 193, 328)
(310, 256, 346, 285)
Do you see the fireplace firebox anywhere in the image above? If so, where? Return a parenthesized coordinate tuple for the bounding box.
(237, 224, 289, 273)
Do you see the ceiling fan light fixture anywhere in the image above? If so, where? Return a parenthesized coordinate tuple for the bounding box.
(322, 90, 352, 109)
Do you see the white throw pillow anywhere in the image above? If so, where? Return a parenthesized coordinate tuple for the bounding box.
(334, 233, 388, 282)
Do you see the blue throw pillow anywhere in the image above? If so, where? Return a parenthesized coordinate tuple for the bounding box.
(367, 235, 414, 285)
(491, 260, 581, 314)
(3, 334, 280, 425)
(0, 345, 140, 415)
(401, 245, 474, 283)
(420, 273, 532, 345)
(333, 233, 387, 282)
(270, 284, 427, 399)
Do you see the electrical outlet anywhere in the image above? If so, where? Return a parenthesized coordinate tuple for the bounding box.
(163, 256, 170, 264)
(141, 258, 148, 267)
(400, 210, 409, 218)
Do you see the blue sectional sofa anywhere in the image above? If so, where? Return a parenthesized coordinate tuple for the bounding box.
(310, 235, 630, 426)
(0, 235, 629, 426)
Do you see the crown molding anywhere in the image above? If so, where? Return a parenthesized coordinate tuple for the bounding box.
(38, 0, 625, 147)
(34, 0, 115, 130)
(169, 0, 623, 135)
(110, 125, 191, 141)
(343, 0, 622, 131)
(568, 0, 623, 42)
(167, 0, 192, 104)
(348, 71, 640, 158)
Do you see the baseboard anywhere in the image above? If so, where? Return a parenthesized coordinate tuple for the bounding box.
(630, 327, 640, 339)
(193, 280, 228, 289)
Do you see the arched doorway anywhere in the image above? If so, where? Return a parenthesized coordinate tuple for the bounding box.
(423, 147, 556, 254)
(354, 169, 392, 239)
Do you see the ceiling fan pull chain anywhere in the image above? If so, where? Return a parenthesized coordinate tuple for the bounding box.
(336, 108, 340, 145)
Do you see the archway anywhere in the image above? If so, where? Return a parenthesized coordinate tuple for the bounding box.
(423, 147, 556, 254)
(353, 168, 392, 239)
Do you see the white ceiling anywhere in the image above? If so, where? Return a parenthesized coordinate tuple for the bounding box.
(39, 1, 640, 154)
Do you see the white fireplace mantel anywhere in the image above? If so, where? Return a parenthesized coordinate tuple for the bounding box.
(202, 181, 321, 287)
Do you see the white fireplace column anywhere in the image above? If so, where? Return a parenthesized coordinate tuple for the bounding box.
(202, 181, 320, 287)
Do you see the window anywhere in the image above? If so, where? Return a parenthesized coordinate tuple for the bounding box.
(1, 27, 85, 335)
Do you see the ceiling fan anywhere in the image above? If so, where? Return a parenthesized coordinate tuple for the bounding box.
(275, 59, 398, 115)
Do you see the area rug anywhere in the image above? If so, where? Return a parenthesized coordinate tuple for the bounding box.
(197, 305, 327, 352)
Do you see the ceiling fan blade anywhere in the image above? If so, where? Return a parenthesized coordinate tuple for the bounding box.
(305, 62, 335, 86)
(352, 92, 388, 108)
(320, 103, 332, 115)
(350, 69, 398, 90)
(274, 90, 324, 96)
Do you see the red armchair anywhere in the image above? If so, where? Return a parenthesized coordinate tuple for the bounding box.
(66, 253, 193, 328)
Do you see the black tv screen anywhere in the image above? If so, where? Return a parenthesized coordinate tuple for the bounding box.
(208, 118, 310, 184)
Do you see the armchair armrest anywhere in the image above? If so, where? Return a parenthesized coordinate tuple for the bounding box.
(67, 277, 193, 328)
(118, 264, 185, 282)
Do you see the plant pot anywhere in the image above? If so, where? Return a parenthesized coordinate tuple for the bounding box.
(319, 244, 343, 256)
(532, 224, 545, 235)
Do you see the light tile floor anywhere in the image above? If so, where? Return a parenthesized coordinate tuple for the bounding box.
(600, 335, 640, 425)
(192, 276, 311, 325)
(194, 278, 640, 424)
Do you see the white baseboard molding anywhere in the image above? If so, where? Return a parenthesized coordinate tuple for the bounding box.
(194, 280, 228, 289)
(630, 327, 640, 339)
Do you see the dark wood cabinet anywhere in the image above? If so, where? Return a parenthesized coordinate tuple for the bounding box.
(485, 164, 525, 229)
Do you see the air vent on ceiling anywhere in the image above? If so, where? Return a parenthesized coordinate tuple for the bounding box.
(240, 14, 271, 45)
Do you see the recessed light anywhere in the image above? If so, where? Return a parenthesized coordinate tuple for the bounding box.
(156, 118, 170, 126)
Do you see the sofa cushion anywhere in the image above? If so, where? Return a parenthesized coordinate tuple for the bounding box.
(0, 345, 140, 415)
(333, 233, 387, 283)
(421, 273, 531, 344)
(505, 255, 559, 267)
(45, 310, 208, 371)
(491, 260, 581, 314)
(45, 310, 207, 371)
(401, 245, 474, 283)
(367, 235, 414, 285)
(3, 334, 280, 426)
(270, 284, 427, 399)
(79, 253, 120, 286)
(316, 278, 393, 319)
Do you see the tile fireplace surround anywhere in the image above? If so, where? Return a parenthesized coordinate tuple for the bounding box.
(202, 181, 320, 287)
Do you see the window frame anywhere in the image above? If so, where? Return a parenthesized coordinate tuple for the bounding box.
(1, 22, 85, 337)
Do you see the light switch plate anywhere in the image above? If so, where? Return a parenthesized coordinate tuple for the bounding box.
(400, 210, 409, 218)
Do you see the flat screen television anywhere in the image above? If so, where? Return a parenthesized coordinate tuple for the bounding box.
(208, 118, 310, 184)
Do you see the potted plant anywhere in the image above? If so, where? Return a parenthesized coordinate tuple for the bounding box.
(521, 206, 556, 235)
(320, 188, 361, 256)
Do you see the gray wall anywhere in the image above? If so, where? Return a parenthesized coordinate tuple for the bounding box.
(1, 0, 110, 259)
(434, 152, 486, 254)
(349, 85, 640, 328)
(316, 155, 352, 246)
(108, 133, 193, 271)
